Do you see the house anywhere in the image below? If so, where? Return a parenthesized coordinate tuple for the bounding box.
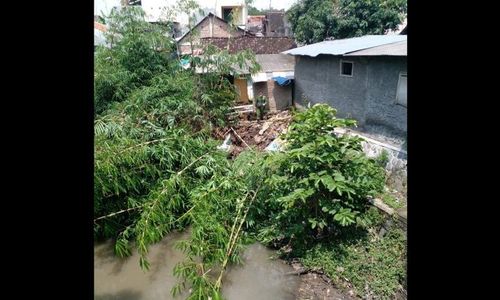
(246, 12, 292, 37)
(194, 53, 295, 112)
(264, 11, 292, 37)
(246, 15, 266, 36)
(215, 0, 248, 26)
(176, 12, 253, 55)
(177, 13, 295, 55)
(177, 10, 296, 110)
(283, 35, 407, 139)
(233, 54, 295, 111)
(200, 36, 295, 55)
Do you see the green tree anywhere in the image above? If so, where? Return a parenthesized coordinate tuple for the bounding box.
(94, 5, 261, 282)
(287, 0, 407, 44)
(246, 0, 270, 16)
(248, 6, 264, 15)
(94, 6, 175, 114)
(254, 104, 386, 248)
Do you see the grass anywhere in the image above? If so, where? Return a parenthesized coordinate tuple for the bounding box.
(300, 225, 406, 299)
(381, 192, 404, 209)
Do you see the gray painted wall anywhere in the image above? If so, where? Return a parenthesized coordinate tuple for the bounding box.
(270, 82, 292, 111)
(294, 55, 407, 138)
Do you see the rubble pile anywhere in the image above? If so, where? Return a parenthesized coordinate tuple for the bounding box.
(214, 110, 293, 157)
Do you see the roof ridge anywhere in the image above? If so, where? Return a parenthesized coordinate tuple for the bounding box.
(178, 12, 254, 42)
(344, 39, 406, 55)
(283, 35, 406, 57)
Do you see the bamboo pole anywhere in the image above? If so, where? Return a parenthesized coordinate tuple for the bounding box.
(215, 186, 261, 290)
(230, 127, 251, 149)
(94, 205, 145, 222)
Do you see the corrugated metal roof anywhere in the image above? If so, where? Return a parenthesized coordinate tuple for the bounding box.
(345, 41, 406, 56)
(282, 35, 407, 57)
(255, 54, 295, 72)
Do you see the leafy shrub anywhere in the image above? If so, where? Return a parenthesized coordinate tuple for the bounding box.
(94, 6, 175, 115)
(254, 104, 386, 248)
(376, 149, 390, 167)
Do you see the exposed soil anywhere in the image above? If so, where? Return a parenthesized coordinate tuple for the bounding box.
(287, 260, 358, 300)
(286, 259, 407, 300)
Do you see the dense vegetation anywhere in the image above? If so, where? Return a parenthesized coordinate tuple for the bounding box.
(287, 0, 407, 44)
(301, 224, 407, 298)
(94, 4, 406, 299)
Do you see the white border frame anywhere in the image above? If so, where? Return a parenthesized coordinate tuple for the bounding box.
(395, 72, 407, 107)
(340, 60, 354, 77)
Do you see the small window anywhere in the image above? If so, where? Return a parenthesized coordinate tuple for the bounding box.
(396, 72, 407, 107)
(340, 60, 353, 77)
(222, 8, 233, 22)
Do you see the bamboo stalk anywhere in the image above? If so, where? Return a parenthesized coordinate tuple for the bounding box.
(94, 205, 145, 222)
(224, 191, 251, 259)
(230, 127, 251, 149)
(215, 186, 261, 290)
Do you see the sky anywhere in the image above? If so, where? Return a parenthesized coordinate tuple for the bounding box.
(249, 0, 297, 10)
(95, 0, 298, 17)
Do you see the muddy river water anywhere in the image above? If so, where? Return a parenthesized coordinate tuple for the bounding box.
(94, 231, 300, 299)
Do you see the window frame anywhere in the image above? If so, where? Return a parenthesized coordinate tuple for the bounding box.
(395, 72, 407, 107)
(340, 60, 354, 77)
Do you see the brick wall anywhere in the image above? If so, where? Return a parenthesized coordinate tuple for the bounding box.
(253, 82, 268, 98)
(197, 16, 244, 39)
(178, 14, 248, 54)
(252, 80, 292, 112)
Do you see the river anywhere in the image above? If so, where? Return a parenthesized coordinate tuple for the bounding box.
(94, 231, 300, 299)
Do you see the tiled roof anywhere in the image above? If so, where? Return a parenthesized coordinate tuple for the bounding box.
(94, 21, 107, 32)
(255, 54, 295, 72)
(201, 36, 296, 54)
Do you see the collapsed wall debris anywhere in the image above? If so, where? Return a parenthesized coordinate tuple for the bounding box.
(215, 110, 292, 157)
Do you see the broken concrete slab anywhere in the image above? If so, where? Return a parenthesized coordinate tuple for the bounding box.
(370, 197, 407, 231)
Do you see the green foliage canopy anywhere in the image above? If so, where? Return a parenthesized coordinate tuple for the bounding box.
(287, 0, 407, 44)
